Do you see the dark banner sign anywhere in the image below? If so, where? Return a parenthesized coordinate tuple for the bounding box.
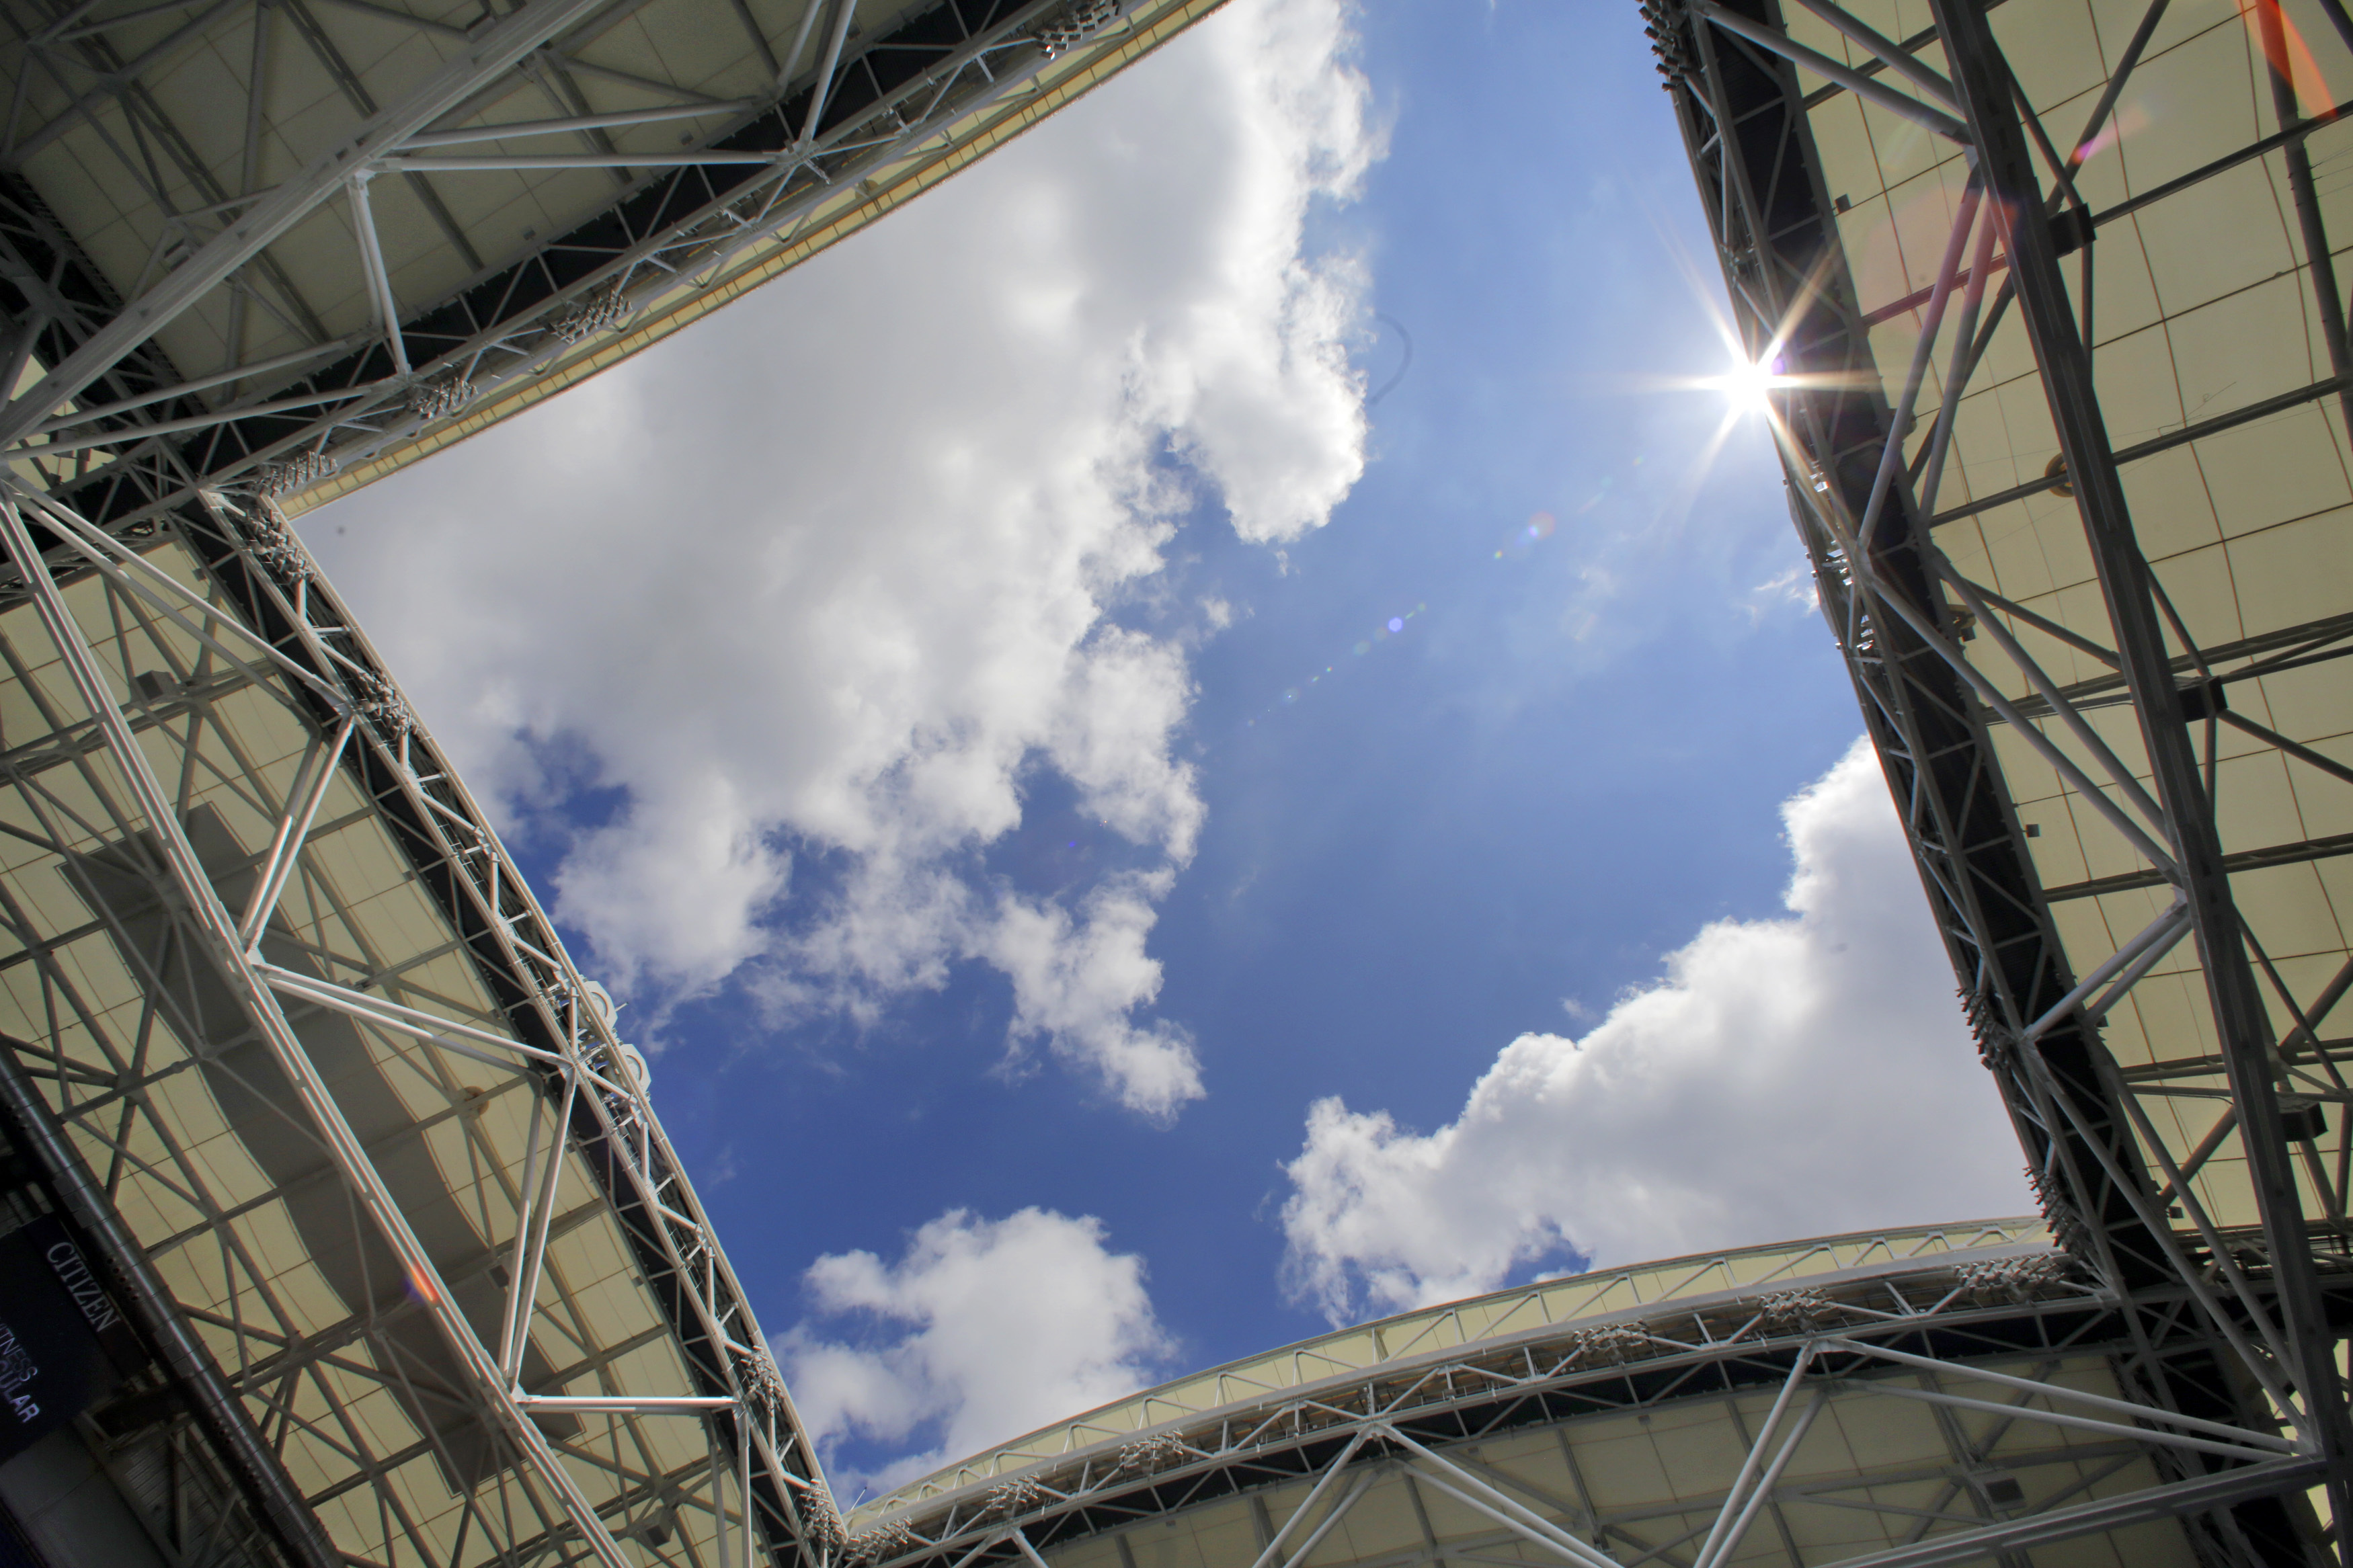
(0, 1214, 138, 1463)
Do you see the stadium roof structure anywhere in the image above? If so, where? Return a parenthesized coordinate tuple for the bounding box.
(0, 0, 1222, 1565)
(3, 0, 2352, 1566)
(0, 0, 1222, 522)
(811, 1, 2353, 1565)
(1640, 0, 2344, 1558)
(826, 1219, 2323, 1568)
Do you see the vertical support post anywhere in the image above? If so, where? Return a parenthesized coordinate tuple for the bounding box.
(713, 1434, 733, 1568)
(797, 0, 858, 149)
(1928, 0, 2353, 1534)
(1694, 1344, 1814, 1568)
(742, 1417, 757, 1568)
(346, 171, 411, 379)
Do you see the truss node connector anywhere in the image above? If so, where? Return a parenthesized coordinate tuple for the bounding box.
(235, 499, 314, 583)
(1637, 0, 1695, 90)
(982, 1476, 1047, 1520)
(551, 286, 634, 345)
(2022, 1165, 2095, 1264)
(404, 376, 479, 423)
(1956, 1254, 2075, 1306)
(1959, 982, 2014, 1067)
(1751, 1286, 1839, 1334)
(1036, 0, 1123, 59)
(255, 450, 337, 501)
(844, 1517, 918, 1564)
(1563, 1321, 1650, 1366)
(351, 669, 415, 739)
(1113, 1433, 1187, 1476)
(734, 1344, 789, 1410)
(791, 1474, 848, 1553)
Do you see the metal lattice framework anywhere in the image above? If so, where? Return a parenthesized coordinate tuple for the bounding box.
(817, 1226, 2323, 1568)
(1641, 0, 2353, 1559)
(0, 0, 1223, 529)
(0, 0, 1230, 1561)
(6, 0, 2350, 1564)
(0, 487, 832, 1566)
(754, 4, 2353, 1566)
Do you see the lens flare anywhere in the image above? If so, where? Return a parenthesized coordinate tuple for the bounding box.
(1712, 352, 1788, 413)
(2239, 0, 2337, 122)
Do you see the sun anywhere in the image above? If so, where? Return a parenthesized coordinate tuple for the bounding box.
(1712, 352, 1787, 413)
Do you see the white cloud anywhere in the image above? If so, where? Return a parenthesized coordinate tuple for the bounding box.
(781, 1208, 1172, 1489)
(1277, 737, 2034, 1325)
(1747, 563, 1817, 618)
(301, 0, 1378, 1114)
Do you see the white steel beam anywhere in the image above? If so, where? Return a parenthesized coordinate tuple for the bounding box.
(344, 171, 409, 378)
(1780, 0, 1957, 110)
(254, 960, 575, 1069)
(1692, 1393, 1823, 1568)
(380, 150, 783, 170)
(236, 712, 355, 944)
(1847, 1383, 2290, 1464)
(1378, 1427, 1617, 1568)
(404, 99, 764, 145)
(500, 1072, 573, 1384)
(1274, 1469, 1378, 1568)
(1689, 1, 1966, 140)
(1823, 1457, 2329, 1568)
(1691, 1344, 1814, 1568)
(26, 340, 356, 438)
(1244, 1430, 1371, 1568)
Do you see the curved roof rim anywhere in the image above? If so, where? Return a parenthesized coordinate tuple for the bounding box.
(850, 1214, 2054, 1528)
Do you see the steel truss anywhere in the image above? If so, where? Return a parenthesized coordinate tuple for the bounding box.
(0, 474, 839, 1565)
(0, 0, 1222, 1557)
(0, 0, 1204, 532)
(841, 1246, 2323, 1568)
(1648, 0, 2353, 1561)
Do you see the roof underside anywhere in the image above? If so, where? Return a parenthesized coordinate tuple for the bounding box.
(0, 0, 1220, 1561)
(840, 1223, 2256, 1568)
(0, 530, 817, 1567)
(848, 1, 2353, 1562)
(1790, 0, 2353, 1264)
(0, 0, 1224, 528)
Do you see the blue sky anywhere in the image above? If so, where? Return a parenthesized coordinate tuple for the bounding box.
(303, 0, 2029, 1495)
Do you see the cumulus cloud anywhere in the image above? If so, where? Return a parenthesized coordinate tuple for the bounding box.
(302, 0, 1378, 1114)
(781, 1208, 1172, 1489)
(1278, 737, 2034, 1325)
